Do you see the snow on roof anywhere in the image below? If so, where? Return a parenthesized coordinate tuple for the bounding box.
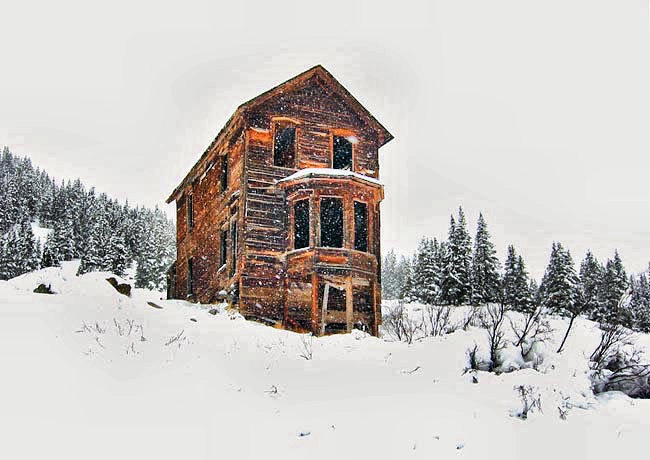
(277, 168, 382, 186)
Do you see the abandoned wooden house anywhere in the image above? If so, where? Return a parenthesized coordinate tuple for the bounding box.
(166, 65, 393, 336)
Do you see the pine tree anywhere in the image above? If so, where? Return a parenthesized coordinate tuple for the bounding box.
(41, 234, 60, 268)
(539, 242, 581, 352)
(382, 249, 399, 300)
(579, 251, 603, 320)
(470, 213, 500, 305)
(399, 256, 417, 303)
(412, 238, 441, 304)
(440, 207, 472, 305)
(629, 269, 650, 332)
(106, 232, 128, 276)
(502, 246, 531, 312)
(597, 251, 629, 326)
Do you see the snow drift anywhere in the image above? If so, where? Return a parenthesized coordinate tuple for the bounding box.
(0, 263, 649, 460)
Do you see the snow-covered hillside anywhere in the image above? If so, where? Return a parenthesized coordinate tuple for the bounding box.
(1, 263, 649, 460)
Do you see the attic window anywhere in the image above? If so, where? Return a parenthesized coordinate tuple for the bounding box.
(294, 199, 310, 249)
(320, 197, 343, 248)
(333, 135, 353, 170)
(273, 122, 296, 167)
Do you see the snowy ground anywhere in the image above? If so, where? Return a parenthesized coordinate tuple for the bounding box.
(1, 263, 649, 459)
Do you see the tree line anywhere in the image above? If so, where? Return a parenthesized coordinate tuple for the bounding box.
(0, 147, 175, 290)
(382, 207, 650, 334)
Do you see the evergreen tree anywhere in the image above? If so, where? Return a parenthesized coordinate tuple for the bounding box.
(412, 237, 441, 304)
(382, 249, 399, 300)
(539, 242, 581, 352)
(41, 234, 60, 268)
(629, 269, 650, 332)
(597, 251, 628, 326)
(579, 251, 603, 320)
(440, 207, 472, 305)
(502, 246, 531, 312)
(470, 213, 500, 305)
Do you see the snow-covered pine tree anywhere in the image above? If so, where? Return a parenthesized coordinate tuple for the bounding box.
(502, 246, 531, 311)
(440, 208, 472, 305)
(106, 232, 128, 276)
(399, 255, 417, 303)
(628, 269, 650, 332)
(382, 249, 399, 300)
(41, 234, 60, 268)
(471, 213, 500, 305)
(412, 237, 441, 304)
(17, 220, 40, 274)
(395, 254, 411, 300)
(596, 251, 629, 326)
(539, 242, 581, 352)
(579, 251, 603, 321)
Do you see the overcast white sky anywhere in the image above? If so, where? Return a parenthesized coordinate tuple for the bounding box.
(1, 0, 649, 279)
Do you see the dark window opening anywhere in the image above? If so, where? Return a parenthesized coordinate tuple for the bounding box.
(318, 283, 346, 312)
(187, 194, 194, 230)
(187, 258, 194, 295)
(320, 197, 343, 248)
(273, 123, 296, 167)
(219, 229, 228, 267)
(333, 135, 353, 170)
(353, 285, 373, 314)
(220, 154, 228, 193)
(354, 201, 368, 252)
(230, 219, 238, 277)
(294, 199, 310, 249)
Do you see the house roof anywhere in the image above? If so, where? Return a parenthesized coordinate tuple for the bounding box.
(166, 65, 393, 203)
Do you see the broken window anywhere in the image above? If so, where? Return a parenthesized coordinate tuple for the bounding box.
(187, 194, 194, 230)
(187, 257, 194, 295)
(230, 218, 238, 277)
(319, 282, 346, 312)
(294, 199, 310, 249)
(273, 123, 296, 167)
(220, 154, 228, 193)
(320, 197, 343, 248)
(219, 228, 228, 267)
(333, 135, 353, 170)
(354, 201, 368, 252)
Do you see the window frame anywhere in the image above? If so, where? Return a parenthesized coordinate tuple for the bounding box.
(353, 200, 369, 252)
(330, 129, 356, 171)
(187, 193, 194, 231)
(220, 153, 229, 193)
(318, 196, 344, 249)
(219, 227, 228, 269)
(272, 118, 300, 168)
(293, 198, 310, 250)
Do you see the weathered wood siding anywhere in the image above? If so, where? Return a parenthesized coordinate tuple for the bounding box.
(175, 136, 245, 302)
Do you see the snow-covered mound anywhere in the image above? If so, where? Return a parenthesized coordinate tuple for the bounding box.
(1, 265, 649, 460)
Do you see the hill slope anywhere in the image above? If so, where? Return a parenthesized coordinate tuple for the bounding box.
(1, 263, 649, 460)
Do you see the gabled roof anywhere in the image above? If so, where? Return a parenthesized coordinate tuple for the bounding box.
(167, 65, 393, 203)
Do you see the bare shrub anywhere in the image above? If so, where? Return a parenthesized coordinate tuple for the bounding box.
(383, 303, 422, 344)
(461, 305, 483, 331)
(590, 322, 650, 398)
(299, 333, 313, 360)
(165, 329, 187, 348)
(509, 307, 552, 360)
(481, 303, 508, 371)
(513, 385, 542, 420)
(590, 323, 635, 372)
(422, 305, 454, 337)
